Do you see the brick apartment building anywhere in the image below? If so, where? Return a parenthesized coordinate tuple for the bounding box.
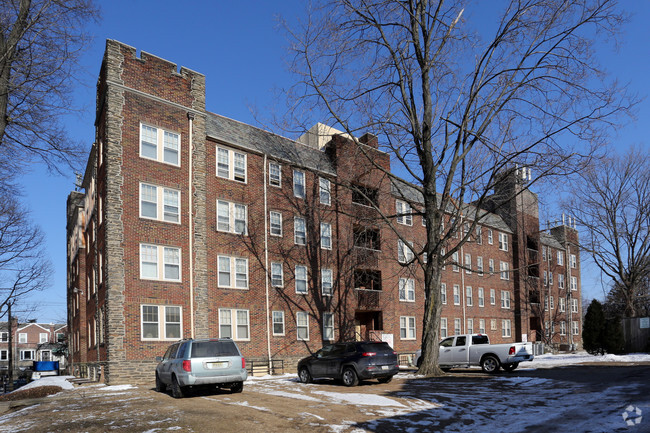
(66, 40, 582, 384)
(0, 320, 67, 378)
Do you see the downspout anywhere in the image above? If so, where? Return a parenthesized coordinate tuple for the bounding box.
(188, 113, 195, 339)
(460, 245, 466, 333)
(263, 155, 272, 363)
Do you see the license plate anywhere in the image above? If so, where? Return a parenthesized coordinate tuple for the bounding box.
(208, 361, 228, 369)
(381, 365, 389, 370)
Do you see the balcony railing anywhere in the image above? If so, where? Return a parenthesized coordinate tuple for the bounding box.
(355, 288, 381, 309)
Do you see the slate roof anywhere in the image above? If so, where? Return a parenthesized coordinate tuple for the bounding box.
(540, 231, 564, 249)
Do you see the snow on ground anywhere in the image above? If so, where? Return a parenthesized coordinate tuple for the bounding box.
(15, 375, 75, 392)
(525, 351, 650, 369)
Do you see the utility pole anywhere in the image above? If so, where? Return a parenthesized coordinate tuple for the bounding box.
(7, 301, 13, 392)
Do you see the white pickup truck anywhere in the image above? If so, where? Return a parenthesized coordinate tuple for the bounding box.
(415, 334, 534, 373)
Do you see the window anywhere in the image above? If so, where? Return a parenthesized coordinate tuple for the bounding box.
(454, 318, 462, 335)
(218, 256, 249, 289)
(352, 184, 378, 207)
(272, 311, 285, 336)
(400, 316, 416, 340)
(321, 269, 333, 296)
(398, 239, 414, 263)
(549, 272, 553, 285)
(490, 288, 496, 305)
(140, 183, 180, 223)
(572, 321, 580, 336)
(219, 308, 250, 340)
(452, 252, 459, 272)
(488, 259, 495, 274)
(558, 273, 564, 289)
(20, 350, 35, 361)
(216, 145, 247, 182)
(0, 332, 7, 342)
(466, 286, 473, 306)
(140, 244, 181, 282)
(487, 229, 493, 244)
(0, 350, 6, 361)
(500, 261, 510, 280)
(141, 305, 181, 340)
(571, 298, 579, 313)
(467, 318, 474, 334)
(453, 285, 460, 305)
(560, 321, 566, 335)
(353, 226, 381, 250)
(490, 319, 497, 331)
(217, 200, 247, 234)
(319, 178, 331, 205)
(477, 256, 484, 276)
(396, 200, 412, 225)
(478, 287, 485, 307)
(269, 211, 283, 236)
(476, 227, 483, 244)
(295, 265, 308, 294)
(296, 311, 309, 340)
(570, 276, 578, 291)
(570, 254, 577, 268)
(498, 233, 508, 251)
(545, 296, 549, 310)
(502, 319, 512, 338)
(140, 124, 180, 166)
(440, 318, 448, 338)
(464, 254, 472, 274)
(550, 296, 555, 310)
(441, 283, 447, 305)
(559, 297, 566, 312)
(18, 333, 27, 343)
(269, 162, 281, 187)
(271, 262, 283, 287)
(557, 251, 564, 266)
(323, 313, 334, 340)
(543, 246, 548, 261)
(501, 291, 511, 309)
(399, 278, 415, 302)
(354, 269, 382, 291)
(293, 169, 305, 198)
(294, 217, 306, 245)
(39, 333, 48, 343)
(479, 319, 486, 334)
(320, 222, 332, 249)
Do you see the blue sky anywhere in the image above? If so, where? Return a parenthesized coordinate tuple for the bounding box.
(16, 1, 650, 323)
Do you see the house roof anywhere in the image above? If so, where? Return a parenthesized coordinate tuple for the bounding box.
(540, 231, 564, 249)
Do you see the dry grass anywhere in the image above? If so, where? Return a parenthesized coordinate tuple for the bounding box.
(0, 386, 63, 401)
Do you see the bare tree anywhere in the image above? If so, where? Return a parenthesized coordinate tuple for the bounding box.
(0, 0, 99, 182)
(284, 0, 631, 375)
(569, 149, 650, 318)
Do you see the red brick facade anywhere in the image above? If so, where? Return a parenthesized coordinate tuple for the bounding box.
(66, 40, 582, 384)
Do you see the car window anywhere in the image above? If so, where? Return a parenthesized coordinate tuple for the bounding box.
(472, 335, 489, 345)
(360, 342, 392, 353)
(163, 345, 175, 360)
(346, 343, 356, 354)
(178, 342, 189, 358)
(191, 341, 240, 358)
(169, 343, 181, 359)
(440, 337, 454, 348)
(330, 344, 346, 356)
(318, 345, 334, 357)
(455, 336, 466, 346)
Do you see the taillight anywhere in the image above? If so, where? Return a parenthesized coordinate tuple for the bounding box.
(241, 357, 246, 369)
(509, 346, 515, 355)
(182, 360, 192, 372)
(362, 352, 376, 357)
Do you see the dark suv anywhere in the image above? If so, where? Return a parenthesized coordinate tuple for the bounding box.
(297, 341, 399, 386)
(155, 338, 247, 398)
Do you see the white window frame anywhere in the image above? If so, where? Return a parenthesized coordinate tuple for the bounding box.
(440, 318, 448, 338)
(39, 333, 48, 344)
(560, 321, 566, 335)
(498, 232, 508, 251)
(294, 216, 306, 245)
(140, 123, 180, 167)
(216, 200, 248, 235)
(572, 321, 580, 336)
(488, 258, 495, 274)
(502, 319, 512, 338)
(216, 145, 247, 183)
(500, 261, 510, 280)
(140, 244, 181, 282)
(570, 254, 577, 268)
(478, 287, 485, 307)
(479, 319, 486, 334)
(0, 332, 7, 342)
(398, 239, 414, 264)
(467, 318, 474, 334)
(18, 333, 27, 343)
(558, 273, 565, 289)
(490, 319, 497, 331)
(0, 350, 7, 361)
(218, 255, 249, 289)
(571, 298, 579, 313)
(441, 283, 447, 305)
(295, 265, 308, 294)
(452, 252, 459, 272)
(454, 318, 462, 335)
(140, 305, 182, 341)
(570, 276, 578, 291)
(272, 311, 285, 336)
(139, 183, 181, 224)
(319, 177, 331, 205)
(453, 285, 460, 305)
(20, 350, 35, 361)
(490, 288, 496, 305)
(487, 229, 493, 245)
(400, 316, 416, 340)
(557, 250, 564, 266)
(320, 222, 332, 250)
(399, 278, 415, 302)
(296, 311, 309, 341)
(396, 200, 413, 225)
(271, 262, 284, 288)
(269, 162, 281, 187)
(466, 286, 473, 306)
(559, 297, 566, 312)
(293, 169, 305, 198)
(321, 268, 333, 296)
(269, 211, 283, 237)
(550, 296, 555, 310)
(323, 313, 334, 341)
(219, 308, 250, 341)
(477, 256, 484, 276)
(465, 253, 472, 274)
(501, 291, 511, 309)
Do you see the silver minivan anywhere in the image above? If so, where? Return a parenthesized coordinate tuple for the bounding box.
(155, 338, 247, 398)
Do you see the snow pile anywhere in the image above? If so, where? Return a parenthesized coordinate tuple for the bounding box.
(526, 351, 650, 369)
(17, 376, 75, 392)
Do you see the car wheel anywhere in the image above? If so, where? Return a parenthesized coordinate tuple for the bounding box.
(230, 381, 243, 393)
(299, 367, 312, 384)
(155, 373, 166, 393)
(377, 375, 393, 384)
(503, 362, 519, 372)
(171, 375, 185, 398)
(441, 367, 451, 373)
(481, 355, 501, 374)
(341, 367, 358, 387)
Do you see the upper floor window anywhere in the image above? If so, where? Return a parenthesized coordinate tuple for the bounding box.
(216, 145, 247, 182)
(441, 283, 447, 305)
(269, 211, 283, 237)
(396, 200, 412, 225)
(269, 162, 281, 187)
(217, 200, 247, 235)
(557, 251, 564, 266)
(295, 265, 308, 294)
(323, 313, 334, 341)
(500, 261, 510, 280)
(319, 178, 331, 205)
(18, 333, 27, 343)
(570, 276, 578, 291)
(501, 291, 511, 309)
(320, 222, 332, 249)
(272, 311, 285, 336)
(398, 239, 414, 264)
(296, 311, 309, 341)
(140, 244, 181, 282)
(39, 333, 48, 343)
(294, 217, 306, 245)
(353, 226, 380, 250)
(293, 169, 305, 198)
(271, 262, 284, 287)
(140, 124, 180, 166)
(476, 227, 483, 244)
(321, 269, 333, 296)
(498, 232, 508, 251)
(0, 332, 7, 342)
(352, 184, 379, 207)
(218, 255, 249, 289)
(140, 183, 180, 223)
(487, 229, 493, 245)
(399, 278, 415, 302)
(570, 254, 577, 268)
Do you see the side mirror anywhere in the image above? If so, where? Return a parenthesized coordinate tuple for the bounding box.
(155, 356, 163, 362)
